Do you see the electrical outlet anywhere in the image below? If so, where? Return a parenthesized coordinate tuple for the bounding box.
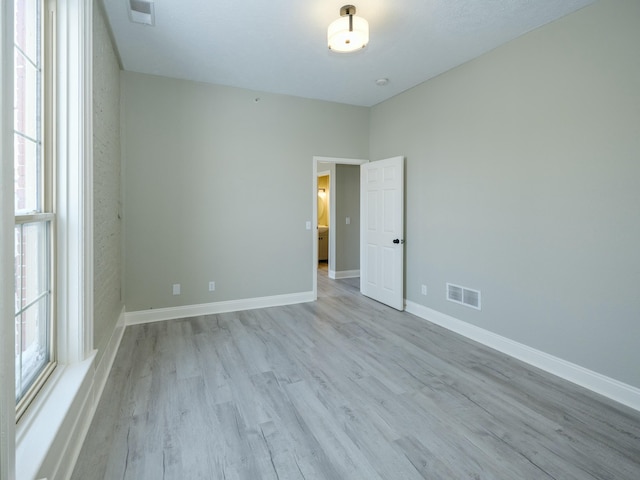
(172, 283, 181, 295)
(209, 281, 215, 292)
(421, 284, 427, 295)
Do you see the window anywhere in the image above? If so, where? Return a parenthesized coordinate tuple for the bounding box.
(14, 0, 55, 416)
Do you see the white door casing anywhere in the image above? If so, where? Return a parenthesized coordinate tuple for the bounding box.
(360, 156, 405, 311)
(312, 156, 368, 300)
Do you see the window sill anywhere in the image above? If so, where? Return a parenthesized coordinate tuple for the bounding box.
(16, 352, 96, 480)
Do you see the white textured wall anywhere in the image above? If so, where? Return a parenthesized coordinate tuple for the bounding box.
(93, 2, 122, 360)
(370, 0, 640, 388)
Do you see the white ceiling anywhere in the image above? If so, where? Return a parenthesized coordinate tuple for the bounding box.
(102, 0, 595, 107)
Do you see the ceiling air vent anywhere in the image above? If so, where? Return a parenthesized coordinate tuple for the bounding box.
(128, 0, 155, 26)
(447, 283, 481, 310)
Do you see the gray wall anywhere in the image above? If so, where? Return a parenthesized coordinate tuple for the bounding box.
(335, 165, 360, 272)
(370, 0, 640, 388)
(93, 2, 123, 362)
(122, 72, 369, 311)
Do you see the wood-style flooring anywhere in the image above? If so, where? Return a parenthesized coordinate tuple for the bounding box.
(72, 269, 640, 479)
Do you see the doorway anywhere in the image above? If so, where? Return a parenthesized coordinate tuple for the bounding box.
(317, 171, 330, 268)
(312, 156, 368, 300)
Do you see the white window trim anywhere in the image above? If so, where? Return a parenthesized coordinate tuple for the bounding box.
(54, 0, 94, 364)
(1, 2, 18, 478)
(0, 0, 94, 479)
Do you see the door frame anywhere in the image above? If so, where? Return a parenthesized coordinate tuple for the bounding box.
(312, 156, 368, 300)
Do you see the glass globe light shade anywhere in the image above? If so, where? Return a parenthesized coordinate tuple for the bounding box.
(327, 14, 369, 52)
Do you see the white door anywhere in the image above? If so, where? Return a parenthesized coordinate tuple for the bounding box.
(360, 156, 405, 310)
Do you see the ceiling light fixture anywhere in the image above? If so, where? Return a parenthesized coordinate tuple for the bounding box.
(327, 5, 369, 53)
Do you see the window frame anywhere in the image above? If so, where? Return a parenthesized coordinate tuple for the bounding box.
(3, 0, 94, 476)
(13, 0, 58, 419)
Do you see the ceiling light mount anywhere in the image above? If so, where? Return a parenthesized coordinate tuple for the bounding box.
(328, 5, 369, 53)
(339, 5, 356, 17)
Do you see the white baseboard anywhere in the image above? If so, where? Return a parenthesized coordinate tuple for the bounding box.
(56, 307, 126, 480)
(329, 269, 360, 280)
(405, 300, 640, 413)
(93, 307, 126, 409)
(125, 291, 315, 326)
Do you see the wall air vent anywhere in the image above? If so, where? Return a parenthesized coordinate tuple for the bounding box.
(128, 0, 155, 26)
(447, 283, 481, 310)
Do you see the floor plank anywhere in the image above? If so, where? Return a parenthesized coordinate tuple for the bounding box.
(72, 268, 640, 479)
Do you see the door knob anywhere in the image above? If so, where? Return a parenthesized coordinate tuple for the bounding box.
(393, 239, 405, 244)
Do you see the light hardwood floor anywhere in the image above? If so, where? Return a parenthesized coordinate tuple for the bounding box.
(72, 270, 640, 479)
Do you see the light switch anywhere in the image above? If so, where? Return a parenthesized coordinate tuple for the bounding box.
(346, 217, 351, 225)
(306, 221, 311, 230)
